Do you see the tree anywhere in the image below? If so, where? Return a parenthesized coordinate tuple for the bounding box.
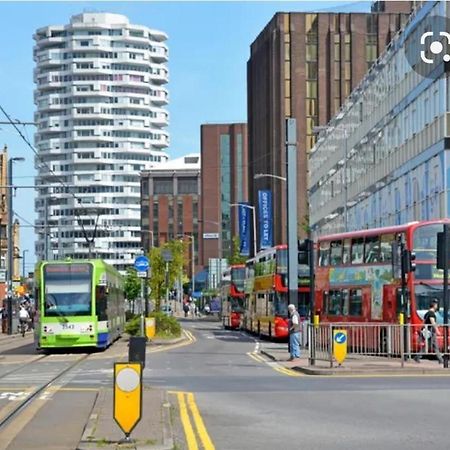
(228, 236, 246, 265)
(149, 239, 187, 310)
(124, 267, 141, 313)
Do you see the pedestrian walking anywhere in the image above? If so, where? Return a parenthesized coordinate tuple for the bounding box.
(415, 299, 444, 364)
(288, 304, 301, 361)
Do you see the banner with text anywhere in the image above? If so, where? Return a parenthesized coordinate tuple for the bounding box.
(238, 203, 251, 256)
(258, 190, 273, 249)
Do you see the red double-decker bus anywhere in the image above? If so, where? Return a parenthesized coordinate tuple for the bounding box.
(243, 245, 310, 339)
(221, 264, 246, 329)
(314, 219, 450, 351)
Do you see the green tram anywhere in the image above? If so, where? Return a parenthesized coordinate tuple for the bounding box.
(34, 259, 125, 350)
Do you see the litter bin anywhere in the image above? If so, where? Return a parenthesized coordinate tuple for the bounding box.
(129, 336, 147, 368)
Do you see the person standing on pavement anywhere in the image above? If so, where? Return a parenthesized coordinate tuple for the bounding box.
(288, 304, 301, 361)
(415, 299, 443, 364)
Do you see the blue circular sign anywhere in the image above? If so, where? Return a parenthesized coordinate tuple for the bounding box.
(134, 255, 149, 272)
(334, 332, 347, 344)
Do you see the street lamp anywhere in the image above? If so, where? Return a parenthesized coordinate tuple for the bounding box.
(7, 156, 24, 334)
(199, 219, 223, 289)
(22, 249, 28, 280)
(229, 203, 257, 257)
(178, 234, 195, 297)
(254, 173, 287, 182)
(313, 125, 349, 231)
(141, 229, 155, 251)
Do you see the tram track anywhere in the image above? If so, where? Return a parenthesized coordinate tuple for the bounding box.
(0, 352, 90, 430)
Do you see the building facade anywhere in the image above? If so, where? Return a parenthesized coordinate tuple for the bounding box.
(200, 123, 248, 267)
(33, 13, 169, 270)
(309, 1, 448, 236)
(247, 7, 412, 246)
(140, 154, 201, 277)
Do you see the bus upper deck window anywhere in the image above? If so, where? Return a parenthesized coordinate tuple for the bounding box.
(330, 240, 343, 266)
(364, 236, 380, 263)
(380, 234, 394, 262)
(342, 239, 351, 264)
(319, 242, 330, 266)
(351, 238, 364, 264)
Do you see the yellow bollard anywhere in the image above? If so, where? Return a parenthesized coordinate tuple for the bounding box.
(313, 314, 320, 328)
(398, 313, 404, 325)
(145, 317, 156, 339)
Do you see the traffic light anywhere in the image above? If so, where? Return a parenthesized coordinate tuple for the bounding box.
(401, 249, 416, 273)
(436, 231, 449, 270)
(298, 239, 312, 265)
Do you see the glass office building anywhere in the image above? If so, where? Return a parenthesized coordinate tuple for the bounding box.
(309, 1, 449, 236)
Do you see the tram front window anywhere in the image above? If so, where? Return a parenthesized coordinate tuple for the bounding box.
(43, 264, 92, 316)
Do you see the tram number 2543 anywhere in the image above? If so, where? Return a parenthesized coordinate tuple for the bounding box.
(61, 323, 75, 330)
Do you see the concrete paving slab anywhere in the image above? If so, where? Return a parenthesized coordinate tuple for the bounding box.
(77, 387, 174, 450)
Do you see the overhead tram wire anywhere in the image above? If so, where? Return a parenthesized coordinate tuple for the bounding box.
(14, 211, 56, 240)
(0, 104, 112, 241)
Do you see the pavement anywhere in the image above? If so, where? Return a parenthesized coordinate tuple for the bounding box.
(75, 334, 187, 450)
(260, 341, 450, 375)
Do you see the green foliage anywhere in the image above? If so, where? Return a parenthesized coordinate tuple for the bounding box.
(149, 239, 187, 310)
(149, 311, 181, 338)
(124, 316, 141, 336)
(124, 312, 181, 338)
(300, 214, 310, 236)
(229, 236, 246, 265)
(124, 268, 141, 301)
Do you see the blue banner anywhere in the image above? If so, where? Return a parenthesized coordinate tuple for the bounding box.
(258, 190, 273, 249)
(238, 203, 251, 256)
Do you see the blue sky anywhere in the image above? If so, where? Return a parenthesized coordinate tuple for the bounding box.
(0, 1, 370, 270)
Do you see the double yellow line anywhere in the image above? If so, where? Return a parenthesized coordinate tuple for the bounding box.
(247, 352, 302, 377)
(170, 391, 215, 450)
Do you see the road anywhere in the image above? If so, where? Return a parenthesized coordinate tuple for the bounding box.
(0, 321, 449, 449)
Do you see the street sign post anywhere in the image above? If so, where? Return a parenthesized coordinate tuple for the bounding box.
(333, 330, 347, 366)
(134, 255, 149, 272)
(113, 362, 142, 443)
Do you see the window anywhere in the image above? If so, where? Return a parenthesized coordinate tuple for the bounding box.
(153, 178, 173, 194)
(351, 238, 364, 264)
(342, 239, 351, 264)
(380, 234, 394, 262)
(330, 240, 343, 265)
(319, 241, 330, 266)
(364, 236, 380, 263)
(178, 177, 198, 194)
(326, 290, 347, 316)
(349, 289, 363, 316)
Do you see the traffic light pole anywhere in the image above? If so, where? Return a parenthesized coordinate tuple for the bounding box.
(443, 224, 449, 368)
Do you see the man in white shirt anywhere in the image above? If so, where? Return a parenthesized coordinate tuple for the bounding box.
(18, 305, 30, 331)
(288, 304, 301, 361)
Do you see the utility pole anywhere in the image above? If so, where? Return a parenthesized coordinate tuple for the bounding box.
(7, 157, 25, 334)
(286, 118, 298, 308)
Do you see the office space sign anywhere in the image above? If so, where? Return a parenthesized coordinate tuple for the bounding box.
(238, 203, 250, 256)
(258, 190, 273, 249)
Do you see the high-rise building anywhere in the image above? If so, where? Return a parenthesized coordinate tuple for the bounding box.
(33, 13, 169, 270)
(140, 154, 201, 277)
(247, 7, 413, 246)
(200, 123, 248, 267)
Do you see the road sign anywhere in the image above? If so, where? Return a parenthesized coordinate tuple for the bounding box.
(137, 271, 147, 278)
(161, 249, 173, 262)
(333, 330, 347, 365)
(134, 255, 149, 272)
(114, 362, 142, 438)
